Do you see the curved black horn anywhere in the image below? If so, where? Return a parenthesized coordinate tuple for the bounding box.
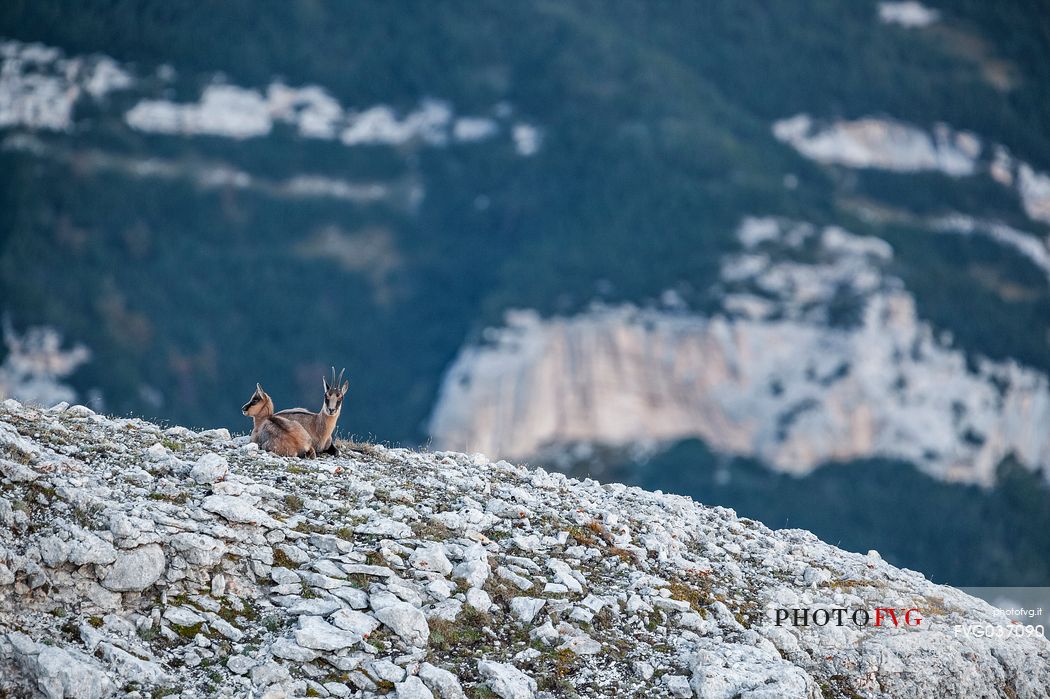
(337, 367, 345, 386)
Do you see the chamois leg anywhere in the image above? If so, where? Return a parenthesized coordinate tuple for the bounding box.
(322, 442, 339, 456)
(298, 446, 316, 459)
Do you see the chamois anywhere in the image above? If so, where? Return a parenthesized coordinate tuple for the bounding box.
(276, 368, 348, 456)
(241, 384, 315, 458)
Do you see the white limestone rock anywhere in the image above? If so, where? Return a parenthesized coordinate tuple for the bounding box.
(558, 634, 601, 656)
(37, 535, 69, 567)
(189, 452, 228, 484)
(368, 658, 406, 683)
(201, 494, 273, 525)
(294, 615, 362, 651)
(270, 636, 318, 662)
(252, 662, 292, 687)
(410, 544, 453, 575)
(427, 217, 1050, 488)
(451, 559, 489, 588)
(546, 559, 584, 594)
(396, 675, 434, 699)
(465, 587, 492, 613)
(509, 597, 546, 624)
(477, 660, 537, 699)
(163, 606, 205, 627)
(355, 518, 412, 538)
(330, 608, 380, 637)
(67, 531, 118, 566)
(663, 674, 692, 698)
(418, 662, 466, 699)
(375, 601, 430, 647)
(99, 544, 165, 592)
(169, 532, 226, 567)
(286, 598, 343, 617)
(5, 632, 114, 699)
(226, 654, 255, 675)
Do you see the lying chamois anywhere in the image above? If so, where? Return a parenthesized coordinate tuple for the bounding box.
(276, 368, 348, 456)
(242, 384, 316, 458)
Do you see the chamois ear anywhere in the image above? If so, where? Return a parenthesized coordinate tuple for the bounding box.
(323, 377, 330, 391)
(256, 383, 264, 395)
(340, 380, 349, 396)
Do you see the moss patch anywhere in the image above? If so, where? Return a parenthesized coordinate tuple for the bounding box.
(272, 548, 297, 570)
(428, 607, 491, 651)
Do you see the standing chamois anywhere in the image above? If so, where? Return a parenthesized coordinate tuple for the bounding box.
(276, 367, 348, 456)
(242, 384, 316, 458)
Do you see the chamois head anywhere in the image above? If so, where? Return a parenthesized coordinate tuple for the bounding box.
(322, 367, 349, 416)
(242, 383, 274, 417)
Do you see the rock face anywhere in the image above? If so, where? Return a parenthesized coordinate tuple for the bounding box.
(772, 114, 980, 176)
(0, 323, 91, 411)
(0, 399, 1047, 698)
(0, 39, 132, 133)
(0, 33, 514, 154)
(772, 114, 1050, 226)
(428, 218, 1050, 486)
(877, 2, 940, 28)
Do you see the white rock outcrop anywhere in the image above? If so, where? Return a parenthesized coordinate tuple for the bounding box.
(1, 36, 537, 164)
(878, 2, 940, 28)
(0, 322, 90, 409)
(773, 114, 1050, 226)
(0, 400, 1046, 697)
(0, 39, 131, 132)
(773, 114, 980, 176)
(124, 82, 508, 152)
(428, 218, 1050, 486)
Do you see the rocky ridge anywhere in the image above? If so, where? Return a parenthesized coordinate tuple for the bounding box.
(0, 399, 1047, 698)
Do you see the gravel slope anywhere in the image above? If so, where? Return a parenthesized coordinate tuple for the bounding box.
(0, 399, 1047, 698)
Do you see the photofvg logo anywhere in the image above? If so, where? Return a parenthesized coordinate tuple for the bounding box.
(772, 607, 923, 628)
(772, 589, 1050, 639)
